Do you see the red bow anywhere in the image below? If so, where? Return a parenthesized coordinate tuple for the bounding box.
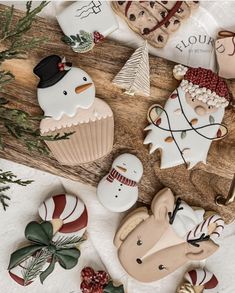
(80, 267, 109, 293)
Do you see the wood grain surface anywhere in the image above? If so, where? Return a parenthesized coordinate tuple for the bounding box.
(1, 5, 235, 223)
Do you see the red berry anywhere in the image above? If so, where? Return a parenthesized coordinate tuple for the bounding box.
(92, 283, 103, 293)
(80, 281, 93, 293)
(95, 271, 109, 286)
(81, 267, 95, 283)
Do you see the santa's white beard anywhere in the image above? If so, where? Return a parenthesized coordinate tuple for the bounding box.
(144, 86, 225, 169)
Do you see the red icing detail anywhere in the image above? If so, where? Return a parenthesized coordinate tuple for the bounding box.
(170, 93, 178, 99)
(93, 31, 104, 44)
(188, 270, 197, 286)
(125, 1, 132, 16)
(204, 274, 218, 289)
(9, 271, 32, 286)
(217, 129, 222, 138)
(52, 194, 66, 219)
(155, 118, 161, 125)
(184, 67, 230, 102)
(59, 207, 88, 233)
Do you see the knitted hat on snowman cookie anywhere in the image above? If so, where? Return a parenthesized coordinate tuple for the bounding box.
(173, 64, 231, 109)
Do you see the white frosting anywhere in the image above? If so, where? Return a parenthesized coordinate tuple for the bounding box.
(144, 86, 225, 169)
(38, 67, 95, 120)
(172, 201, 205, 239)
(40, 98, 113, 133)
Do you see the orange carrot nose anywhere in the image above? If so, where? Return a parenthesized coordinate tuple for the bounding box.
(75, 83, 92, 94)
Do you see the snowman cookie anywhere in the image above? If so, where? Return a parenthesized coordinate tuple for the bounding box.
(34, 55, 114, 165)
(177, 268, 219, 293)
(97, 153, 143, 212)
(144, 64, 231, 169)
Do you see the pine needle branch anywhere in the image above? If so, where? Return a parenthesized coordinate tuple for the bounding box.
(54, 235, 85, 249)
(22, 248, 51, 285)
(0, 169, 33, 210)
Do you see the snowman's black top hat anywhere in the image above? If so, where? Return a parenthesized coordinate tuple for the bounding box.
(33, 55, 72, 88)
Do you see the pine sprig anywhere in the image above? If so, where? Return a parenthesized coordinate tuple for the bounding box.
(22, 248, 51, 286)
(54, 235, 85, 249)
(0, 185, 10, 210)
(0, 168, 33, 210)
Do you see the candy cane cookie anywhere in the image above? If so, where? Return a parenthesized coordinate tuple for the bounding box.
(177, 268, 219, 293)
(38, 194, 88, 239)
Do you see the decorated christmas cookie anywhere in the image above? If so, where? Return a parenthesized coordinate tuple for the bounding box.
(38, 193, 88, 239)
(111, 1, 199, 48)
(113, 41, 150, 97)
(144, 64, 231, 169)
(114, 188, 224, 283)
(97, 154, 143, 212)
(57, 1, 118, 53)
(177, 268, 219, 293)
(34, 55, 114, 165)
(216, 30, 235, 79)
(8, 193, 87, 286)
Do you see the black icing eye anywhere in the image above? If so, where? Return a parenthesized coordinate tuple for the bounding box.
(208, 105, 212, 109)
(137, 239, 142, 246)
(129, 14, 136, 21)
(83, 77, 87, 81)
(192, 98, 195, 102)
(158, 264, 165, 270)
(63, 90, 67, 95)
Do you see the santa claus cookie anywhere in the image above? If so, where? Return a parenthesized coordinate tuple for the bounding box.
(8, 193, 88, 286)
(114, 188, 224, 283)
(144, 64, 231, 169)
(34, 55, 114, 165)
(177, 268, 219, 293)
(97, 153, 143, 212)
(111, 1, 199, 48)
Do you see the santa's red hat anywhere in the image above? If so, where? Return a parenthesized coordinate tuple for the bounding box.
(173, 64, 231, 108)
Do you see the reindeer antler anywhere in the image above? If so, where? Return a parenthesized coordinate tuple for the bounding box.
(187, 233, 210, 247)
(168, 197, 184, 224)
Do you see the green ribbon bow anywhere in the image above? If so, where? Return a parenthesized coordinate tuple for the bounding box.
(8, 221, 80, 284)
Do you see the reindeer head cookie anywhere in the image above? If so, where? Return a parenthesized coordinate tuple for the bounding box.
(114, 188, 224, 283)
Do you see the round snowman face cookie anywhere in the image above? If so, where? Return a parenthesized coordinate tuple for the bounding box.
(97, 153, 143, 212)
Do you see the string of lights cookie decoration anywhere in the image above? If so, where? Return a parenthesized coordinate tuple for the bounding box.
(144, 64, 232, 169)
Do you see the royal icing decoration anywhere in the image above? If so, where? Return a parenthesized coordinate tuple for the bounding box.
(114, 188, 224, 283)
(38, 193, 88, 239)
(34, 55, 95, 120)
(57, 1, 118, 53)
(97, 153, 143, 212)
(111, 1, 199, 48)
(8, 194, 87, 286)
(177, 268, 219, 293)
(144, 65, 231, 169)
(112, 41, 150, 96)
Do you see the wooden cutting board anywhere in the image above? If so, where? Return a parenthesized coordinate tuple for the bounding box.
(1, 5, 235, 223)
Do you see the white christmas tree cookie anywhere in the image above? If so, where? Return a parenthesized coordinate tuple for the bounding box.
(144, 65, 231, 169)
(97, 153, 143, 212)
(112, 41, 150, 97)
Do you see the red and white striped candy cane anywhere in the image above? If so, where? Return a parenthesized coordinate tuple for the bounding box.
(186, 214, 224, 242)
(38, 194, 88, 238)
(185, 268, 219, 290)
